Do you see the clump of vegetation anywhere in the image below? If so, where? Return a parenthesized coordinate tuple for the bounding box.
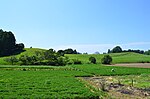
(99, 79, 107, 91)
(19, 55, 37, 65)
(4, 56, 18, 65)
(101, 55, 112, 64)
(72, 59, 82, 64)
(89, 56, 96, 64)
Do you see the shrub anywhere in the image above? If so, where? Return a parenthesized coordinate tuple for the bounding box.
(101, 55, 112, 64)
(19, 55, 29, 65)
(4, 56, 18, 65)
(57, 56, 69, 66)
(89, 56, 96, 64)
(72, 59, 82, 64)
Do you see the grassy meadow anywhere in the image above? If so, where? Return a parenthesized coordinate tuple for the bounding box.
(66, 52, 150, 64)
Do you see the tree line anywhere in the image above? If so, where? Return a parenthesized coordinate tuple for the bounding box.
(108, 46, 149, 55)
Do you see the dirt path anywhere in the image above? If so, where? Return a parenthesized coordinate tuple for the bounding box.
(108, 63, 150, 68)
(82, 77, 150, 99)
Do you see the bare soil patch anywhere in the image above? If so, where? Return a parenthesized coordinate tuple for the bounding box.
(109, 63, 150, 68)
(82, 77, 150, 99)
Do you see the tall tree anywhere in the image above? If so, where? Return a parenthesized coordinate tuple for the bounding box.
(0, 29, 24, 56)
(0, 30, 16, 56)
(111, 46, 122, 53)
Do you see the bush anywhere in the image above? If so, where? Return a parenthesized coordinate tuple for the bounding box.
(101, 55, 112, 64)
(57, 56, 69, 66)
(89, 56, 96, 64)
(72, 59, 82, 64)
(4, 56, 18, 65)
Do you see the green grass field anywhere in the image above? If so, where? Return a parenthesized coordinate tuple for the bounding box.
(0, 67, 101, 98)
(71, 64, 150, 76)
(0, 64, 149, 98)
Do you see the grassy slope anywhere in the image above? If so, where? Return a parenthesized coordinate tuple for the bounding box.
(66, 52, 150, 64)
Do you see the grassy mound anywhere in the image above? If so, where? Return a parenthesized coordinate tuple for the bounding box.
(0, 48, 46, 65)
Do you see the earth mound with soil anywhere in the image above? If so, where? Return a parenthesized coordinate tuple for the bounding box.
(82, 77, 150, 99)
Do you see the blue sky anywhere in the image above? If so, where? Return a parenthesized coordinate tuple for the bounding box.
(1, 0, 150, 53)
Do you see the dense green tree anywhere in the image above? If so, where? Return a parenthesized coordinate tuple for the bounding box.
(44, 49, 57, 60)
(89, 56, 96, 64)
(107, 49, 111, 53)
(145, 50, 150, 55)
(64, 48, 78, 54)
(57, 50, 65, 56)
(73, 50, 78, 54)
(101, 55, 112, 64)
(64, 48, 74, 54)
(15, 43, 25, 51)
(0, 29, 24, 56)
(111, 46, 122, 53)
(0, 30, 16, 56)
